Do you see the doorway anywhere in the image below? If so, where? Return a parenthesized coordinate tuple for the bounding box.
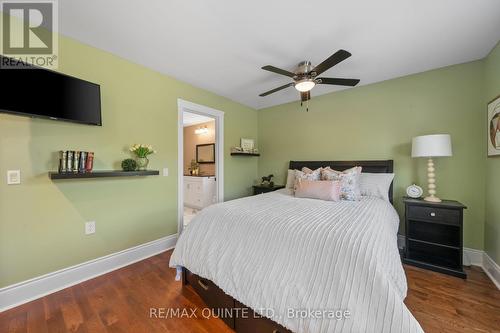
(177, 99, 224, 234)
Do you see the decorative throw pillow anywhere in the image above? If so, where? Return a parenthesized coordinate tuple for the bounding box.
(295, 180, 341, 201)
(294, 168, 321, 192)
(359, 173, 394, 201)
(321, 166, 362, 201)
(285, 169, 296, 189)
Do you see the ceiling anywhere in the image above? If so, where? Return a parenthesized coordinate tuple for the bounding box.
(183, 111, 214, 127)
(58, 0, 500, 109)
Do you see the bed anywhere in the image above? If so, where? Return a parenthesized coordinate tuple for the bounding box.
(169, 160, 423, 333)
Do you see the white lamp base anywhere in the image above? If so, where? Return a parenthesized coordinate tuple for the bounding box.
(424, 195, 442, 203)
(424, 158, 442, 203)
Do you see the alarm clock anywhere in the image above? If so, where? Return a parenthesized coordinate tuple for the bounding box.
(406, 184, 423, 198)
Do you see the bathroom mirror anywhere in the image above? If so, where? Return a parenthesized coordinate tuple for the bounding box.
(196, 143, 215, 163)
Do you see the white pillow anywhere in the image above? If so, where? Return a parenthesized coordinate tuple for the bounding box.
(285, 169, 296, 189)
(359, 173, 394, 201)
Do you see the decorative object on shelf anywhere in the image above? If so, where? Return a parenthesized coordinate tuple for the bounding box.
(240, 138, 255, 152)
(406, 184, 423, 199)
(58, 150, 94, 173)
(231, 141, 259, 156)
(136, 157, 148, 171)
(58, 151, 67, 173)
(260, 174, 274, 187)
(67, 151, 74, 172)
(487, 94, 500, 156)
(130, 144, 156, 170)
(73, 151, 80, 173)
(196, 143, 215, 163)
(189, 159, 200, 176)
(411, 134, 452, 202)
(79, 151, 87, 173)
(121, 158, 137, 171)
(85, 152, 94, 172)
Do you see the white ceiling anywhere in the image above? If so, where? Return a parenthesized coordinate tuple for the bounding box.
(58, 0, 500, 109)
(183, 111, 214, 127)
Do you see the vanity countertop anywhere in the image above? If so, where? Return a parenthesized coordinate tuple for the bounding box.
(184, 174, 215, 177)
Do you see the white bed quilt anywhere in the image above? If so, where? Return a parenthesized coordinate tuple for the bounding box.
(170, 190, 424, 333)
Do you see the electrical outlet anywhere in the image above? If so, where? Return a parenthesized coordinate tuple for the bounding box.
(85, 221, 96, 235)
(7, 170, 21, 185)
(163, 168, 168, 176)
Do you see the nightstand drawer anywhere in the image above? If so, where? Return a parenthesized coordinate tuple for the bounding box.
(407, 205, 460, 225)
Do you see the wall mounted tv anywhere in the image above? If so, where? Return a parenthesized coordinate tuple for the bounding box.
(0, 56, 102, 126)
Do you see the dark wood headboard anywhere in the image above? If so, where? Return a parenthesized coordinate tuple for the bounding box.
(289, 160, 394, 203)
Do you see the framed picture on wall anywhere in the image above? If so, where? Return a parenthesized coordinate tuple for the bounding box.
(240, 138, 254, 152)
(488, 95, 500, 157)
(196, 143, 215, 163)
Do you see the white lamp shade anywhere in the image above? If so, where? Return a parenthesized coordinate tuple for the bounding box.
(412, 134, 452, 157)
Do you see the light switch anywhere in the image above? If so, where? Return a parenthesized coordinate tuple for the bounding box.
(85, 221, 96, 235)
(7, 170, 21, 185)
(163, 168, 169, 177)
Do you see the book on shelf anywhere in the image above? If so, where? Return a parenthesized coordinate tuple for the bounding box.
(58, 150, 94, 173)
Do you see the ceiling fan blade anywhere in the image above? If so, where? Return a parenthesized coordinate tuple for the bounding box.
(261, 65, 296, 78)
(259, 82, 294, 97)
(317, 77, 360, 86)
(300, 91, 310, 102)
(311, 50, 351, 76)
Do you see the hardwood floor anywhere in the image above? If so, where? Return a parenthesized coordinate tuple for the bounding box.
(1, 250, 499, 333)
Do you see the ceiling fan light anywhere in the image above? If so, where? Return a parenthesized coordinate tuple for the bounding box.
(295, 79, 315, 92)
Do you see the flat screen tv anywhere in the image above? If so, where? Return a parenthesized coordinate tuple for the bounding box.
(0, 56, 102, 126)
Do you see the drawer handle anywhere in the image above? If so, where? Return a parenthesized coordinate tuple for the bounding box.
(197, 279, 209, 291)
(430, 212, 436, 217)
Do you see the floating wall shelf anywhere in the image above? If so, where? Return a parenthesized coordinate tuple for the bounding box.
(49, 170, 159, 180)
(230, 152, 260, 156)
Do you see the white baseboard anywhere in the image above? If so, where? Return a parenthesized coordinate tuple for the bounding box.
(483, 252, 500, 290)
(0, 234, 177, 312)
(463, 247, 484, 266)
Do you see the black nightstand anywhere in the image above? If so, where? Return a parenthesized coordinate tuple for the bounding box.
(252, 184, 285, 195)
(402, 197, 467, 278)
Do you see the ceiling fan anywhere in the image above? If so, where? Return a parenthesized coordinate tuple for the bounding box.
(259, 49, 360, 110)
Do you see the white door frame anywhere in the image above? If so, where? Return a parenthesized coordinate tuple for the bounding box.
(177, 99, 224, 234)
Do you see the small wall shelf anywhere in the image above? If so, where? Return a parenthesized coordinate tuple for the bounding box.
(230, 152, 260, 156)
(49, 170, 159, 180)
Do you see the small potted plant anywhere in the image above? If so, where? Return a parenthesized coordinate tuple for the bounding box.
(130, 144, 156, 170)
(121, 158, 137, 171)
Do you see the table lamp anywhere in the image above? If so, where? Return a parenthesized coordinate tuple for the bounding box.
(411, 134, 452, 202)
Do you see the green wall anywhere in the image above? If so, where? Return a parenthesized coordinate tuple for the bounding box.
(1, 11, 497, 288)
(484, 42, 500, 264)
(0, 35, 258, 287)
(258, 61, 486, 250)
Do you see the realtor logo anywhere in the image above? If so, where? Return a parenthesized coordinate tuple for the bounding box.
(1, 0, 58, 68)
